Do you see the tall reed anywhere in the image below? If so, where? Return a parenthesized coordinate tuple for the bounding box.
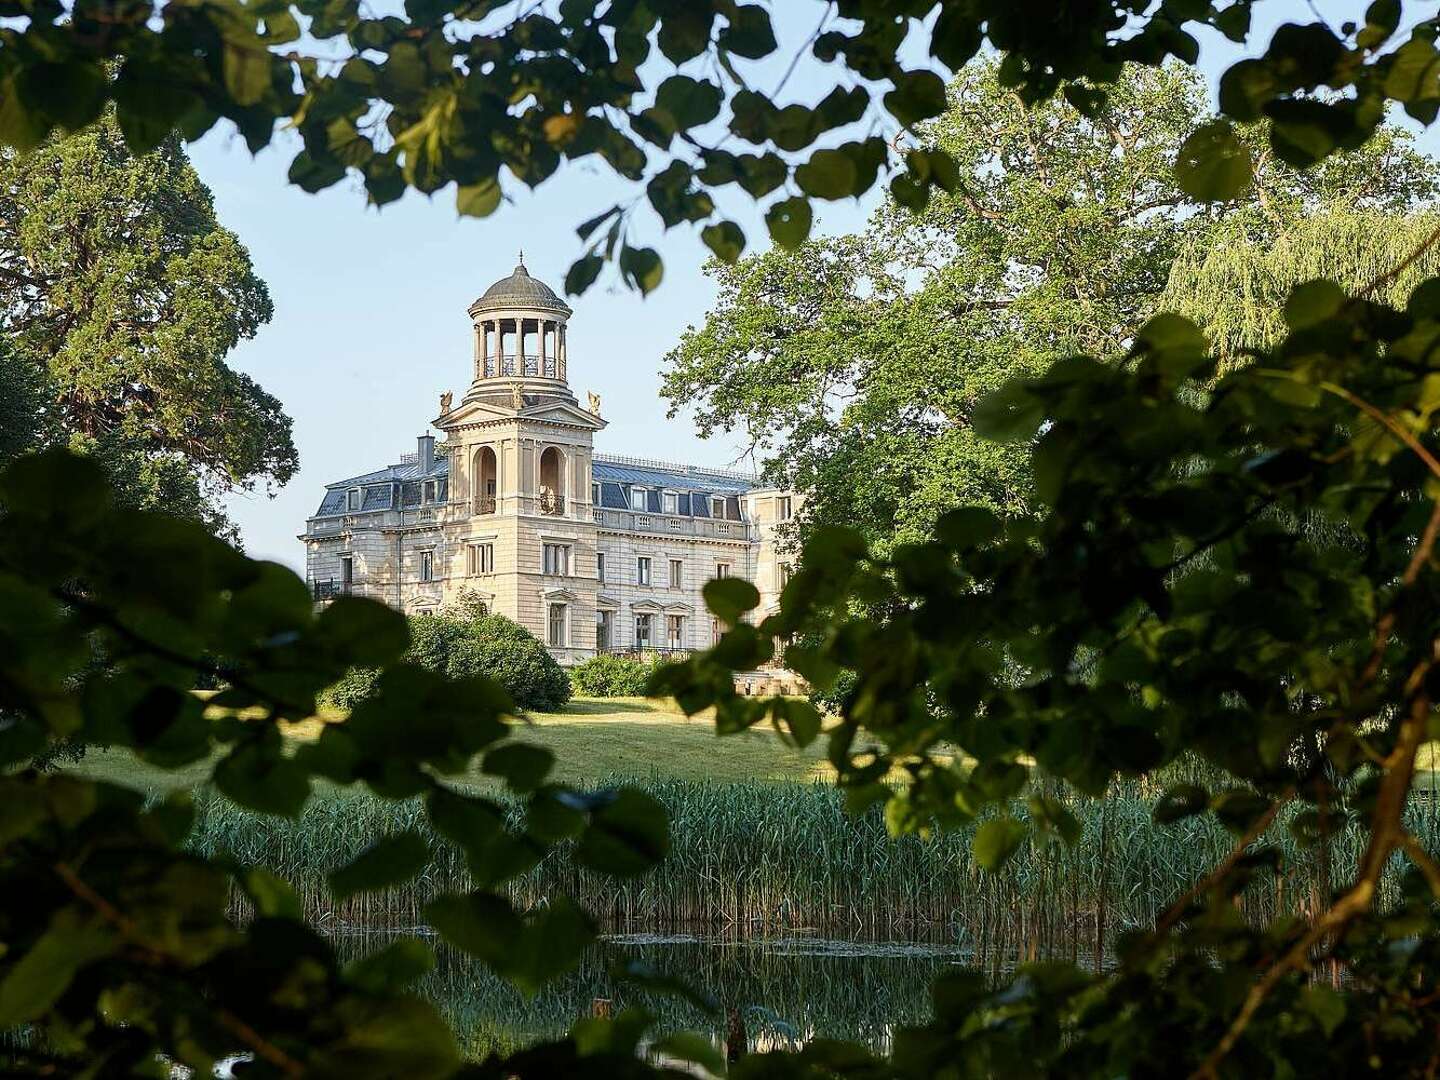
(188, 769, 1440, 970)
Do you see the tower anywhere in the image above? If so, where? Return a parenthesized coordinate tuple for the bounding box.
(435, 257, 605, 659)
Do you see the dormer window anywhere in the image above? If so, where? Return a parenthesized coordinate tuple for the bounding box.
(711, 496, 724, 517)
(347, 489, 361, 511)
(664, 491, 678, 514)
(422, 480, 436, 504)
(630, 487, 647, 511)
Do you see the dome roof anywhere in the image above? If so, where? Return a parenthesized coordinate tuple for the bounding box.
(469, 256, 572, 316)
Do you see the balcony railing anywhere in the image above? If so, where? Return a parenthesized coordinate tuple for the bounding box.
(474, 496, 497, 515)
(312, 579, 346, 600)
(539, 492, 565, 516)
(598, 646, 693, 660)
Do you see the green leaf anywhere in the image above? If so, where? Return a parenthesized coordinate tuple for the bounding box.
(1175, 120, 1252, 201)
(1302, 984, 1346, 1037)
(456, 176, 502, 218)
(1384, 39, 1440, 103)
(344, 936, 435, 994)
(316, 597, 410, 668)
(884, 69, 948, 126)
(0, 914, 116, 1027)
(654, 75, 723, 131)
(214, 744, 311, 817)
(481, 744, 555, 793)
(765, 197, 812, 249)
(703, 577, 761, 623)
(1283, 279, 1347, 329)
(973, 817, 1027, 871)
(565, 253, 604, 295)
(1152, 784, 1208, 824)
(243, 868, 302, 919)
(718, 4, 776, 59)
(328, 829, 432, 900)
(652, 1031, 726, 1076)
(972, 380, 1045, 443)
(795, 147, 858, 200)
(700, 220, 746, 263)
(223, 42, 273, 107)
(576, 788, 670, 877)
(619, 245, 664, 295)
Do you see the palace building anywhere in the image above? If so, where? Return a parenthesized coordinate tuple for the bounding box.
(301, 258, 798, 665)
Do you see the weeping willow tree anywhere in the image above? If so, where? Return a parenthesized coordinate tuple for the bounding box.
(1162, 205, 1440, 366)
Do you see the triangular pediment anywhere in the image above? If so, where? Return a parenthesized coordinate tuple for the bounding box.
(438, 397, 605, 432)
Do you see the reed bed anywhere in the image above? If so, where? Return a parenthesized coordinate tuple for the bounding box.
(188, 769, 1440, 971)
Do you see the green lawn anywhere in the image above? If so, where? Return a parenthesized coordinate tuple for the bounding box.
(66, 696, 834, 794)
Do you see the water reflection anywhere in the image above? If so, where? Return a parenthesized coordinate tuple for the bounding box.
(335, 931, 967, 1060)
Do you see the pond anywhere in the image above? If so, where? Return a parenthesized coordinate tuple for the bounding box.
(335, 930, 971, 1061)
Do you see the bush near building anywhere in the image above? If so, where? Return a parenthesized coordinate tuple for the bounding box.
(568, 653, 667, 697)
(321, 610, 570, 713)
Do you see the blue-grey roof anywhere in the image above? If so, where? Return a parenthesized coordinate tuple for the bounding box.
(314, 450, 449, 517)
(591, 456, 755, 494)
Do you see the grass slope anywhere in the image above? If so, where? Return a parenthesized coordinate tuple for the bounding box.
(68, 697, 832, 793)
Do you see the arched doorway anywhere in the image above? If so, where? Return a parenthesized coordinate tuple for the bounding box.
(539, 446, 564, 516)
(474, 446, 497, 514)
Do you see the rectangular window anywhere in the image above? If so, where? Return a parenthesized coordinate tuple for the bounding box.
(596, 610, 612, 651)
(637, 556, 651, 585)
(592, 482, 601, 505)
(630, 488, 647, 511)
(347, 489, 360, 511)
(597, 552, 606, 583)
(715, 562, 730, 579)
(669, 559, 683, 589)
(340, 555, 354, 594)
(543, 543, 570, 575)
(667, 614, 685, 650)
(635, 613, 652, 648)
(711, 496, 724, 517)
(779, 562, 793, 589)
(664, 491, 678, 514)
(467, 542, 494, 575)
(423, 480, 436, 504)
(548, 603, 567, 647)
(711, 617, 721, 646)
(778, 496, 792, 521)
(419, 549, 434, 582)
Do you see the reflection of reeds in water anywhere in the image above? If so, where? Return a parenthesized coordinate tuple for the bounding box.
(326, 932, 952, 1058)
(189, 768, 1440, 973)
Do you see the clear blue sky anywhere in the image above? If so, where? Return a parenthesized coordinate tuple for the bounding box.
(205, 0, 1398, 570)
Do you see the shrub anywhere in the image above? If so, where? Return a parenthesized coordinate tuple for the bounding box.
(569, 653, 664, 697)
(318, 666, 382, 711)
(321, 610, 570, 713)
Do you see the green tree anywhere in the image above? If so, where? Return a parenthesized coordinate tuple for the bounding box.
(663, 62, 1433, 553)
(0, 112, 295, 536)
(11, 2, 1440, 1077)
(1165, 203, 1440, 365)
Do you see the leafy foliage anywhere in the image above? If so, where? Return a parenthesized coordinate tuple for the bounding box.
(0, 451, 662, 1077)
(0, 112, 294, 537)
(569, 653, 665, 698)
(323, 608, 570, 714)
(662, 61, 1431, 556)
(6, 0, 1439, 292)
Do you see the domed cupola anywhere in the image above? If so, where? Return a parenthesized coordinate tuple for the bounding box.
(465, 254, 574, 397)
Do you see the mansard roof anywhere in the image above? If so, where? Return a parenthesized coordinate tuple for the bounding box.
(592, 454, 756, 494)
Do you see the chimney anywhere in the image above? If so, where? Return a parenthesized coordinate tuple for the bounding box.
(417, 434, 435, 474)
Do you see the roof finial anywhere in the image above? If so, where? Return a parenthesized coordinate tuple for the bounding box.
(517, 248, 525, 269)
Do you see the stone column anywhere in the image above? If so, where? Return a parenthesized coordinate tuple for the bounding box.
(558, 324, 567, 381)
(473, 322, 483, 380)
(539, 318, 548, 377)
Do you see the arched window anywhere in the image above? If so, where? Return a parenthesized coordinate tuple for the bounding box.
(474, 446, 497, 514)
(539, 446, 564, 516)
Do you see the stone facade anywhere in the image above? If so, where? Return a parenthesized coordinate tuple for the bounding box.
(301, 259, 799, 668)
